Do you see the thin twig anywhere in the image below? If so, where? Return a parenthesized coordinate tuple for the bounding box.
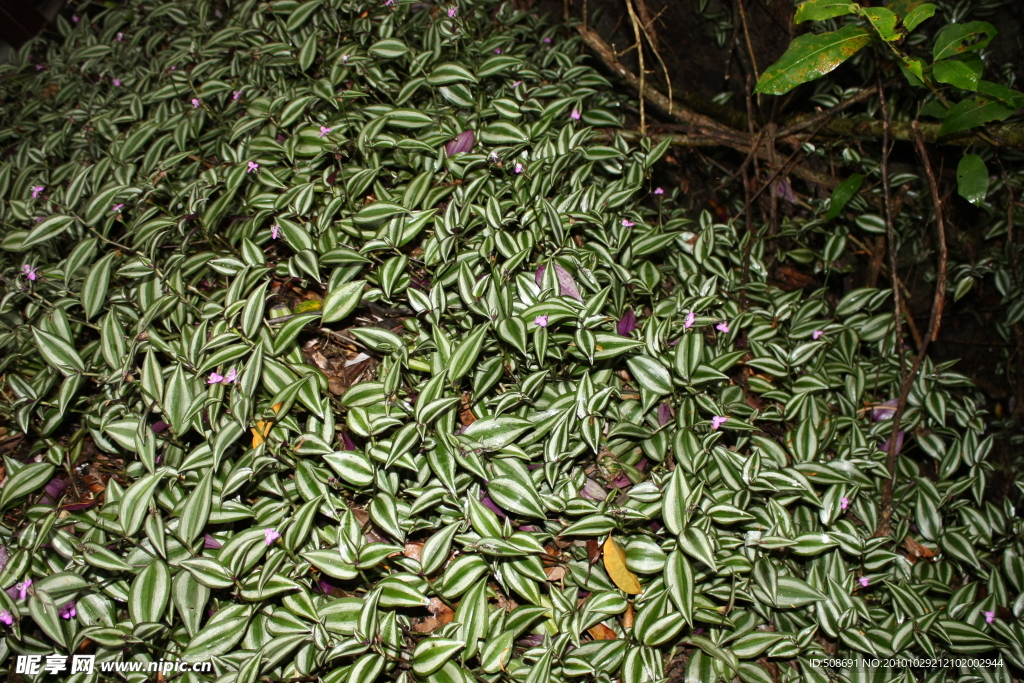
(875, 120, 949, 537)
(625, 0, 647, 134)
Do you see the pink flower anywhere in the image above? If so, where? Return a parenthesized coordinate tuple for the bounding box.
(72, 15, 79, 22)
(840, 497, 849, 510)
(711, 416, 728, 430)
(233, 90, 242, 100)
(514, 163, 523, 174)
(984, 610, 995, 624)
(192, 98, 201, 108)
(621, 219, 634, 227)
(208, 371, 224, 384)
(59, 602, 76, 620)
(385, 0, 394, 5)
(543, 37, 552, 43)
(684, 311, 695, 329)
(271, 224, 281, 239)
(16, 579, 31, 600)
(858, 577, 870, 587)
(30, 185, 44, 198)
(319, 126, 332, 138)
(264, 528, 281, 545)
(494, 48, 502, 54)
(113, 78, 121, 86)
(0, 610, 11, 625)
(716, 321, 730, 333)
(224, 368, 237, 383)
(22, 264, 39, 281)
(116, 32, 123, 41)
(447, 6, 457, 17)
(247, 161, 259, 173)
(512, 80, 523, 87)
(812, 330, 824, 340)
(534, 315, 548, 327)
(654, 187, 664, 195)
(570, 108, 580, 120)
(341, 55, 350, 63)
(112, 204, 124, 212)
(36, 65, 44, 71)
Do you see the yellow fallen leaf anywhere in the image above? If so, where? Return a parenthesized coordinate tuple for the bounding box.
(251, 420, 272, 448)
(272, 402, 283, 415)
(603, 535, 642, 594)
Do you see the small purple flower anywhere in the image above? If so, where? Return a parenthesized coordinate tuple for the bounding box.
(271, 224, 281, 239)
(72, 15, 79, 22)
(0, 610, 11, 626)
(711, 416, 728, 430)
(113, 78, 121, 87)
(684, 311, 695, 329)
(984, 610, 995, 624)
(116, 32, 123, 42)
(191, 98, 201, 108)
(447, 6, 457, 17)
(233, 90, 242, 100)
(840, 497, 849, 510)
(30, 185, 44, 199)
(112, 204, 124, 212)
(617, 308, 636, 336)
(319, 126, 332, 138)
(621, 219, 634, 227)
(716, 321, 730, 333)
(445, 130, 475, 156)
(858, 577, 870, 587)
(385, 0, 394, 5)
(208, 371, 224, 384)
(22, 264, 39, 281)
(59, 602, 76, 620)
(812, 330, 824, 340)
(494, 48, 502, 54)
(512, 80, 523, 87)
(224, 368, 237, 383)
(264, 528, 281, 545)
(36, 65, 44, 71)
(247, 161, 259, 173)
(543, 37, 552, 43)
(514, 162, 523, 174)
(534, 315, 548, 327)
(654, 187, 664, 195)
(16, 579, 31, 600)
(570, 108, 581, 120)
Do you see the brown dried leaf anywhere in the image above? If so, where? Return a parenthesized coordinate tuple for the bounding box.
(587, 623, 617, 640)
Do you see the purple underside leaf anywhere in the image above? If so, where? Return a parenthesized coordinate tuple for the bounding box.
(535, 263, 583, 301)
(617, 307, 637, 336)
(445, 130, 475, 156)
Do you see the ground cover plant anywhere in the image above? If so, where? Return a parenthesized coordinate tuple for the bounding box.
(0, 0, 1023, 682)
